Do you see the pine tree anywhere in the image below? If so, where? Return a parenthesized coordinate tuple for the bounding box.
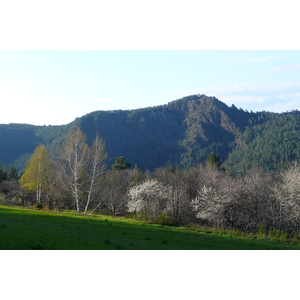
(8, 164, 19, 179)
(206, 152, 224, 171)
(112, 156, 131, 171)
(0, 166, 8, 182)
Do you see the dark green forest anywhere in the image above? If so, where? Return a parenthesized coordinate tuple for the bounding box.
(1, 94, 300, 173)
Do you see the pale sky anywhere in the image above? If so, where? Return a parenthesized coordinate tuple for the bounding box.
(1, 50, 300, 125)
(1, 1, 299, 126)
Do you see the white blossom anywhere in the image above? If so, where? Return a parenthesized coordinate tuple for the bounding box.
(127, 180, 169, 218)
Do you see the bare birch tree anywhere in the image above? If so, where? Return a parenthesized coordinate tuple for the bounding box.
(84, 134, 107, 214)
(60, 128, 88, 213)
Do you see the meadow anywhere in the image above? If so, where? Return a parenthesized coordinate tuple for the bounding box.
(0, 205, 299, 250)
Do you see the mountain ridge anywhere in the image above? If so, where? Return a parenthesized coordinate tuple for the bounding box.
(1, 94, 299, 172)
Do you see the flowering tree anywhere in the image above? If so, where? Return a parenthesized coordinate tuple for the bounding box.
(127, 180, 169, 220)
(191, 176, 251, 230)
(274, 163, 300, 235)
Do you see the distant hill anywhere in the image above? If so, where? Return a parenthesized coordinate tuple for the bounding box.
(0, 122, 76, 170)
(1, 94, 300, 172)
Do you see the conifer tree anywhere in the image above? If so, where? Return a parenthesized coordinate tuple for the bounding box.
(0, 166, 8, 182)
(206, 152, 224, 171)
(8, 164, 19, 179)
(112, 156, 131, 171)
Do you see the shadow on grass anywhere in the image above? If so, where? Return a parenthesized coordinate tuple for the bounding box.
(1, 206, 299, 250)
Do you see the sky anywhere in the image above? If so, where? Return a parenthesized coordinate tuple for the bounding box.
(0, 1, 299, 126)
(1, 50, 300, 125)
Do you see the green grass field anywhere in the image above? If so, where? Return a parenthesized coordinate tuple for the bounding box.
(1, 205, 299, 250)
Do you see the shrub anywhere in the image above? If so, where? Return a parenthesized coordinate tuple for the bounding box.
(155, 214, 176, 226)
(290, 232, 299, 243)
(256, 224, 267, 239)
(268, 229, 281, 241)
(268, 229, 288, 242)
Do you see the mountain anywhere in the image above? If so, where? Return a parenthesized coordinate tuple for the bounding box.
(1, 94, 300, 172)
(77, 94, 253, 170)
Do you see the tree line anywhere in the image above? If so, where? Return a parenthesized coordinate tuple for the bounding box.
(2, 127, 300, 238)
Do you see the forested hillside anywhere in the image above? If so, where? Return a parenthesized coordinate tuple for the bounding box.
(0, 94, 300, 172)
(76, 94, 256, 170)
(225, 112, 300, 172)
(0, 123, 76, 170)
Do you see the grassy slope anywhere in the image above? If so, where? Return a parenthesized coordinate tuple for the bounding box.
(0, 206, 299, 250)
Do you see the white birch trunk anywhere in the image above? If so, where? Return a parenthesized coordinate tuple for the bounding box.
(36, 155, 42, 205)
(84, 135, 107, 214)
